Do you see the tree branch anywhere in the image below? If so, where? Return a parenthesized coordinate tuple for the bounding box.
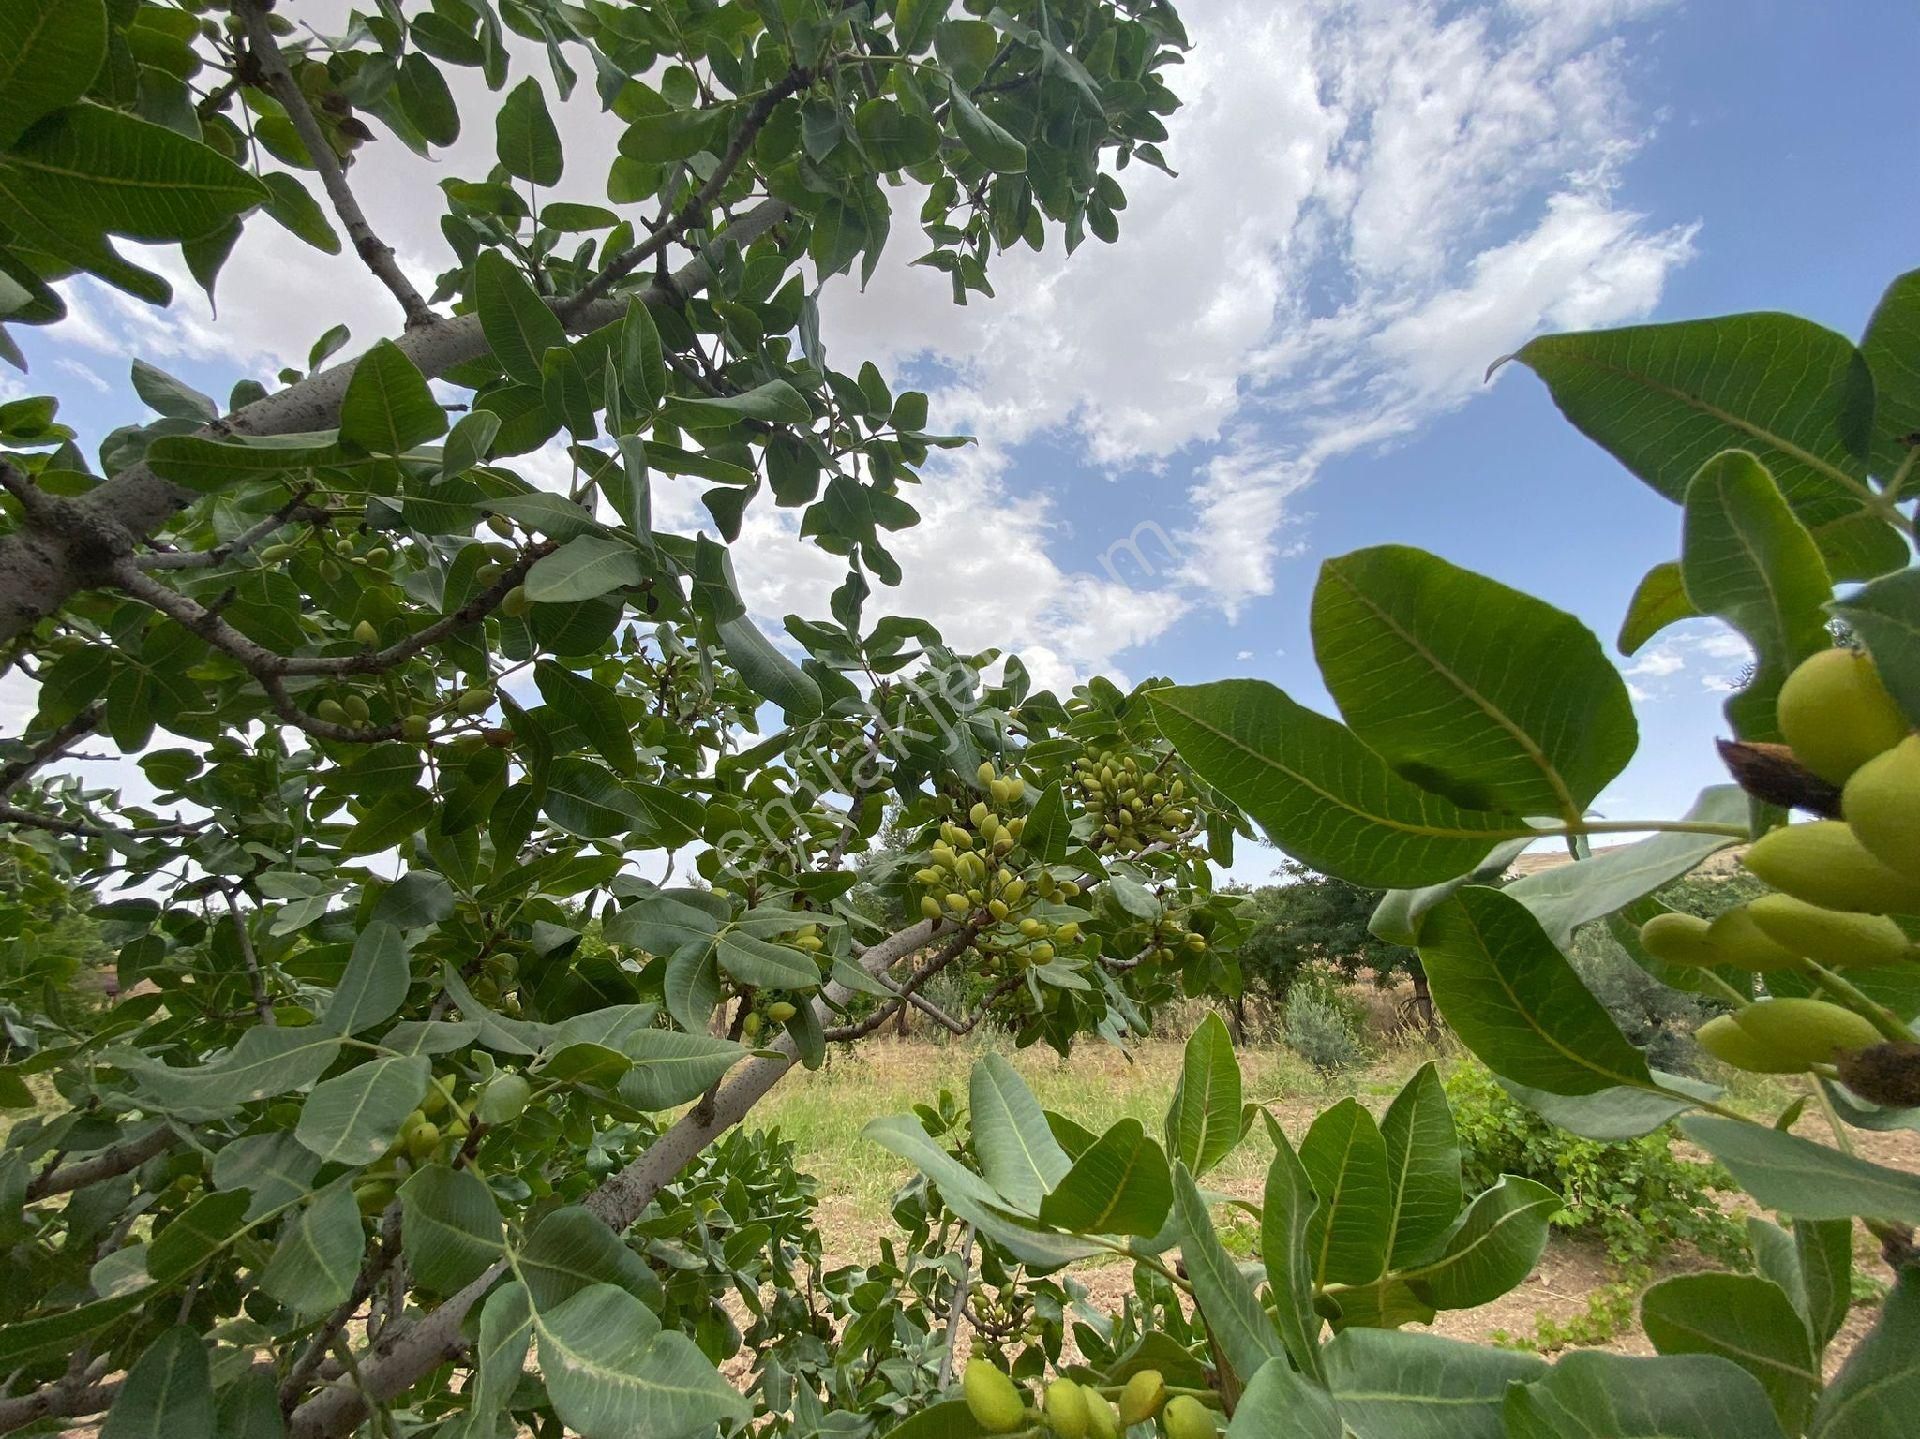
(562, 69, 813, 321)
(0, 198, 791, 644)
(0, 1374, 119, 1435)
(137, 489, 321, 570)
(0, 705, 102, 799)
(237, 3, 435, 329)
(24, 1125, 176, 1201)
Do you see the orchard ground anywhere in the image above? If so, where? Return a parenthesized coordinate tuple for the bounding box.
(746, 1020, 1918, 1370)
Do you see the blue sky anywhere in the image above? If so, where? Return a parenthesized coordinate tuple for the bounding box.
(7, 0, 1917, 884)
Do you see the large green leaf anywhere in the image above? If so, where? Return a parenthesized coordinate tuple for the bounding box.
(1497, 1077, 1705, 1141)
(467, 1281, 534, 1433)
(322, 921, 410, 1035)
(543, 757, 648, 839)
(1513, 313, 1897, 577)
(1829, 565, 1920, 728)
(1678, 1116, 1920, 1224)
(475, 250, 567, 387)
(970, 1052, 1071, 1212)
(294, 1054, 430, 1165)
(124, 1025, 342, 1118)
(339, 339, 446, 453)
(534, 661, 637, 775)
(1146, 681, 1532, 888)
(1505, 1351, 1787, 1439)
(1419, 886, 1653, 1096)
(525, 536, 649, 603)
(260, 1182, 364, 1315)
(211, 1131, 320, 1221)
(99, 1328, 214, 1439)
(1258, 1112, 1324, 1381)
(1299, 1097, 1390, 1287)
(519, 1206, 660, 1311)
(1036, 1117, 1172, 1237)
(0, 0, 106, 148)
(1859, 269, 1920, 485)
(1810, 1268, 1920, 1438)
(399, 1164, 504, 1295)
(144, 431, 371, 494)
(948, 85, 1026, 171)
(1313, 545, 1634, 820)
(664, 380, 812, 429)
(1164, 1012, 1242, 1178)
(1170, 1163, 1284, 1387)
(1503, 786, 1750, 947)
(147, 1189, 250, 1284)
(496, 76, 562, 185)
(534, 1283, 750, 1439)
(616, 1030, 747, 1110)
(1617, 559, 1697, 656)
(1641, 1273, 1818, 1433)
(1322, 1328, 1544, 1439)
(1228, 1359, 1342, 1439)
(1400, 1175, 1557, 1310)
(1680, 451, 1833, 740)
(1378, 1062, 1461, 1267)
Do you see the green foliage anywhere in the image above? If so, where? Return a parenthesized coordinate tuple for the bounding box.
(1281, 982, 1369, 1075)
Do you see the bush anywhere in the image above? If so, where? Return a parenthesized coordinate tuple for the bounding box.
(1282, 978, 1369, 1073)
(1568, 925, 1722, 1077)
(1443, 1062, 1746, 1268)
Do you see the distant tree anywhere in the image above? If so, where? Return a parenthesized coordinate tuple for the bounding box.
(1238, 861, 1432, 1030)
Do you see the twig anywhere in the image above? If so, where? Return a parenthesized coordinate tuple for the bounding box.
(560, 67, 814, 320)
(221, 886, 275, 1024)
(0, 705, 102, 799)
(237, 4, 435, 329)
(281, 1206, 402, 1412)
(0, 802, 202, 841)
(24, 1126, 176, 1201)
(139, 490, 321, 570)
(939, 1223, 975, 1388)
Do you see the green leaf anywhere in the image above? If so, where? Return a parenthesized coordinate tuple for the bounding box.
(339, 339, 446, 453)
(260, 1183, 364, 1314)
(1299, 1097, 1391, 1286)
(1795, 1217, 1854, 1352)
(714, 929, 817, 990)
(855, 98, 941, 169)
(1506, 1351, 1787, 1439)
(468, 1281, 534, 1432)
(948, 85, 1026, 171)
(542, 344, 596, 439)
(1419, 886, 1654, 1096)
(1164, 1012, 1241, 1178)
(1401, 1175, 1557, 1309)
(1379, 1062, 1461, 1267)
(1323, 1328, 1545, 1439)
(496, 76, 563, 185)
(125, 1026, 342, 1118)
(1618, 559, 1697, 656)
(1503, 785, 1750, 947)
(1829, 565, 1920, 729)
(0, 0, 107, 148)
(1170, 1162, 1285, 1387)
(1512, 314, 1889, 576)
(1498, 1076, 1705, 1141)
(1641, 1273, 1818, 1433)
(1147, 680, 1532, 888)
(617, 1030, 747, 1110)
(100, 1328, 213, 1439)
(399, 1164, 504, 1295)
(131, 359, 216, 421)
(294, 1054, 430, 1165)
(1228, 1359, 1342, 1439)
(148, 1189, 249, 1283)
(0, 1292, 148, 1370)
(260, 169, 341, 254)
(663, 379, 811, 429)
(475, 250, 566, 387)
(535, 661, 636, 774)
(481, 491, 604, 541)
(145, 431, 369, 493)
(1810, 1267, 1920, 1438)
(1036, 1117, 1172, 1237)
(323, 921, 409, 1035)
(620, 297, 666, 411)
(534, 1283, 750, 1439)
(1859, 269, 1920, 485)
(1680, 450, 1833, 740)
(970, 1052, 1071, 1211)
(519, 1206, 660, 1311)
(211, 1131, 320, 1222)
(1678, 1115, 1920, 1224)
(543, 757, 648, 839)
(1258, 1112, 1325, 1382)
(618, 107, 722, 163)
(443, 408, 502, 478)
(397, 52, 460, 146)
(525, 535, 648, 603)
(1313, 545, 1635, 819)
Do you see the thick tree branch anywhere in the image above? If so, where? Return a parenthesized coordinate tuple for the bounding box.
(0, 199, 791, 643)
(24, 1125, 176, 1201)
(0, 1374, 119, 1434)
(0, 705, 102, 799)
(237, 3, 435, 329)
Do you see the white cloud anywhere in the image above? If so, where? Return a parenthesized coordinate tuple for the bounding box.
(1620, 621, 1754, 702)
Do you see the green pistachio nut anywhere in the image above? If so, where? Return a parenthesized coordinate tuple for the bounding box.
(1778, 647, 1910, 785)
(1743, 821, 1920, 915)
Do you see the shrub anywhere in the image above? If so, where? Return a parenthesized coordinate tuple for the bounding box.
(1444, 1062, 1746, 1268)
(1282, 979, 1369, 1074)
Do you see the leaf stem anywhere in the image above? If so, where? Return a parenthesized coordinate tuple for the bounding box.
(1801, 959, 1914, 1044)
(1561, 819, 1751, 839)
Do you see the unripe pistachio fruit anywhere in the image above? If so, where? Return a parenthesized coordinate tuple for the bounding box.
(1697, 1014, 1804, 1073)
(1162, 1395, 1216, 1439)
(963, 1360, 1026, 1434)
(456, 687, 494, 716)
(921, 896, 944, 920)
(315, 698, 347, 724)
(1085, 1395, 1120, 1439)
(741, 1012, 763, 1039)
(1637, 911, 1718, 968)
(1744, 821, 1920, 916)
(1732, 997, 1882, 1066)
(1843, 735, 1920, 880)
(977, 762, 998, 787)
(500, 585, 530, 617)
(1778, 647, 1910, 785)
(353, 620, 379, 645)
(476, 1073, 531, 1125)
(343, 694, 371, 723)
(401, 714, 431, 742)
(1745, 893, 1914, 969)
(1045, 1379, 1090, 1439)
(767, 1000, 797, 1023)
(1705, 907, 1805, 973)
(1118, 1370, 1166, 1425)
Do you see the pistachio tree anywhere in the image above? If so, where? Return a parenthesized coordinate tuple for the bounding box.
(0, 0, 1250, 1434)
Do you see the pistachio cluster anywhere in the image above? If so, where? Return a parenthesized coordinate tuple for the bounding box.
(352, 1071, 472, 1215)
(962, 1363, 1212, 1438)
(1070, 748, 1190, 853)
